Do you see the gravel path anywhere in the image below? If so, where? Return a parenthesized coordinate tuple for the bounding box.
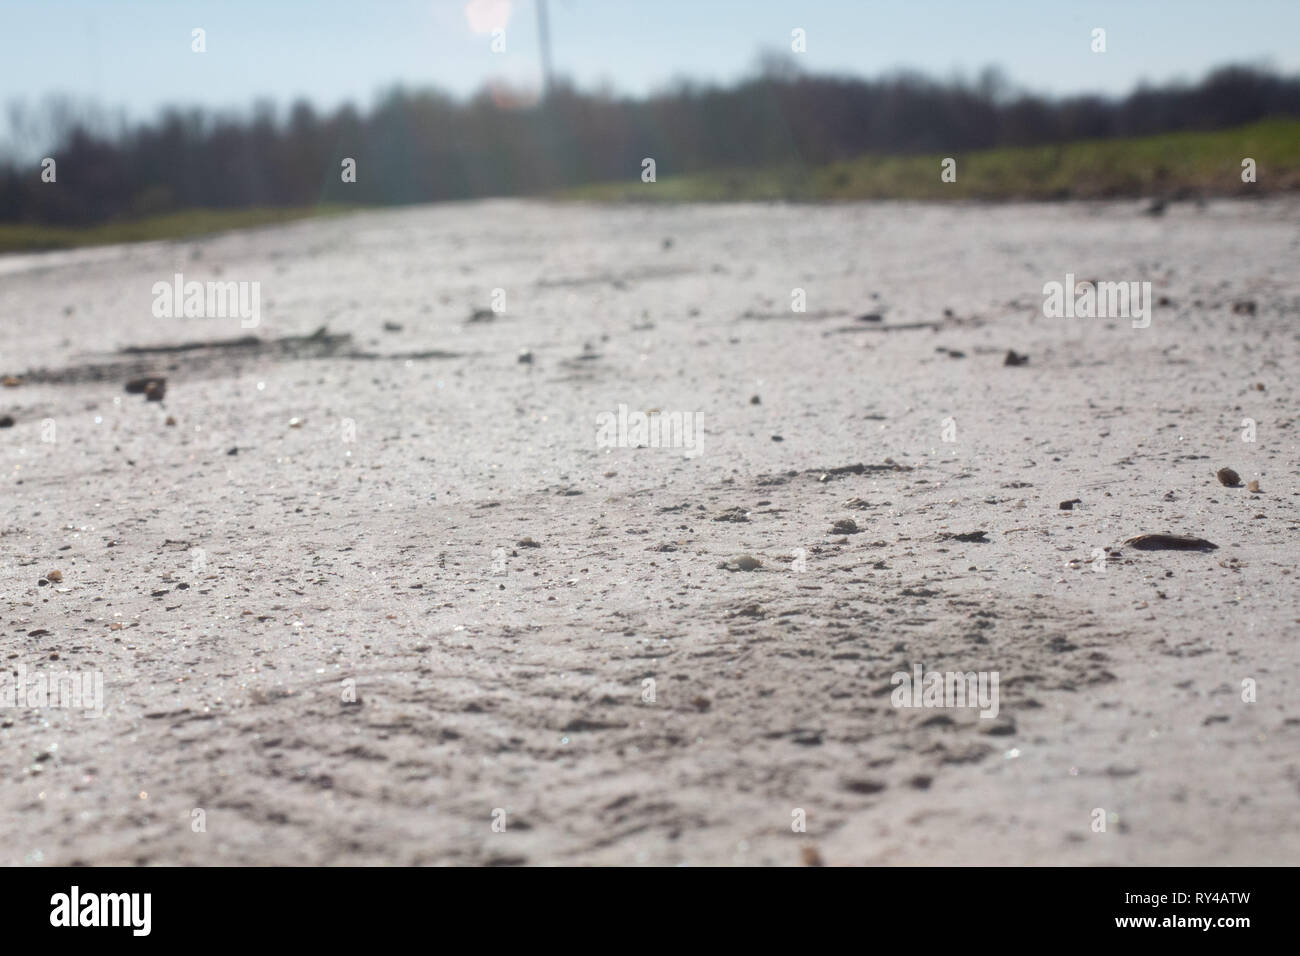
(2, 198, 1297, 865)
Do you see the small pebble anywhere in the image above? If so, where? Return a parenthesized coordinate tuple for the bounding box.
(46, 569, 63, 583)
(940, 530, 989, 543)
(1216, 467, 1241, 487)
(125, 376, 164, 395)
(718, 555, 762, 572)
(1125, 533, 1218, 551)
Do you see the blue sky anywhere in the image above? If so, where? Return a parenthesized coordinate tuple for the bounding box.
(4, 0, 1298, 122)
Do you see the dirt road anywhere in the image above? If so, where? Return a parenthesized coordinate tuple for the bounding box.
(2, 198, 1297, 865)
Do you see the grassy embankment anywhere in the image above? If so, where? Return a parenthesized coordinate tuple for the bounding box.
(565, 118, 1300, 202)
(2, 119, 1296, 252)
(0, 205, 351, 254)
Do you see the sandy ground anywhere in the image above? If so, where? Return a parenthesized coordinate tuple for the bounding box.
(1, 198, 1298, 866)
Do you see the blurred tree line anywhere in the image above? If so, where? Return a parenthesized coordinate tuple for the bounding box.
(2, 62, 1297, 225)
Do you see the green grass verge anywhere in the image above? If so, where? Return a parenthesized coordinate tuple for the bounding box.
(562, 118, 1300, 203)
(3, 120, 1296, 253)
(0, 205, 354, 254)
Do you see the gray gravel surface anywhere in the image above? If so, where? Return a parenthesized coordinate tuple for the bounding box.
(1, 198, 1297, 864)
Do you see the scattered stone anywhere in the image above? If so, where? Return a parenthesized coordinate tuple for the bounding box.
(1, 376, 21, 387)
(467, 308, 495, 323)
(770, 434, 784, 442)
(830, 518, 860, 535)
(0, 415, 14, 428)
(980, 716, 1017, 736)
(713, 507, 750, 523)
(939, 530, 989, 543)
(288, 418, 303, 428)
(46, 570, 63, 583)
(856, 312, 883, 323)
(842, 777, 886, 794)
(800, 845, 825, 867)
(125, 376, 165, 395)
(382, 321, 404, 332)
(1059, 498, 1082, 510)
(749, 394, 761, 405)
(843, 497, 872, 509)
(37, 578, 49, 587)
(517, 349, 534, 364)
(1144, 198, 1167, 216)
(1003, 349, 1029, 366)
(1231, 300, 1257, 316)
(1124, 533, 1219, 551)
(812, 460, 911, 481)
(517, 537, 541, 548)
(144, 380, 166, 402)
(1216, 467, 1241, 487)
(1248, 480, 1260, 493)
(226, 447, 238, 456)
(718, 554, 762, 572)
(691, 696, 711, 712)
(165, 416, 177, 426)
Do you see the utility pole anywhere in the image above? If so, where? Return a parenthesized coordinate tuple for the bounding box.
(537, 0, 554, 97)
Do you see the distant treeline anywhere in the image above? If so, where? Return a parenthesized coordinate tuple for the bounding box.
(3, 63, 1298, 225)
